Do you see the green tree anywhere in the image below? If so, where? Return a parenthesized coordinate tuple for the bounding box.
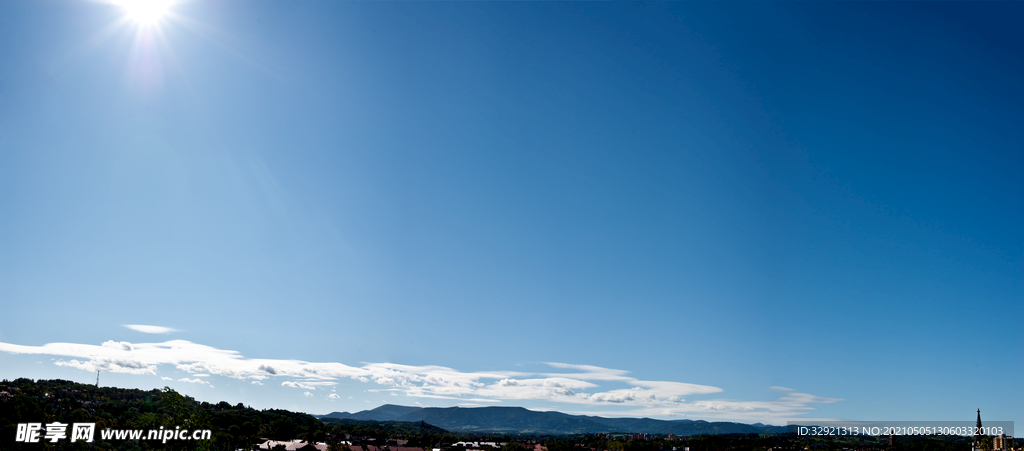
(979, 437, 993, 451)
(329, 441, 353, 451)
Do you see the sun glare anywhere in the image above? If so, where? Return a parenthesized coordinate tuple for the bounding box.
(120, 0, 171, 26)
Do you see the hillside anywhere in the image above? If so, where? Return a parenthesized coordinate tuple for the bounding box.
(318, 405, 794, 435)
(0, 378, 446, 451)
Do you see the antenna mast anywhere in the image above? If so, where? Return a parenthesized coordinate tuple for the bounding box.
(96, 371, 100, 387)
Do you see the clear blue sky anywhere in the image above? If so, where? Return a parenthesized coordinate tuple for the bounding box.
(0, 1, 1020, 427)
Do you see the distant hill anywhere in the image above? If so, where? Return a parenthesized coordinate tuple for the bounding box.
(328, 404, 425, 421)
(318, 404, 794, 435)
(319, 418, 449, 435)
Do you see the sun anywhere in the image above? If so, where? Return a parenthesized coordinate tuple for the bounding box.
(119, 0, 172, 26)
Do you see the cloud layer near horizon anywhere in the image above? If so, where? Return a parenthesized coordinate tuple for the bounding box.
(123, 325, 180, 334)
(0, 338, 842, 422)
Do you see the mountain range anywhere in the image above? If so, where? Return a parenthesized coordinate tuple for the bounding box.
(317, 405, 796, 435)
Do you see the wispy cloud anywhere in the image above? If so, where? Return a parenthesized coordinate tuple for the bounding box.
(0, 338, 842, 423)
(124, 325, 179, 334)
(282, 381, 332, 390)
(179, 377, 213, 388)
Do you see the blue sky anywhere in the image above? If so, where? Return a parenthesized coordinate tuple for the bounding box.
(0, 1, 1020, 427)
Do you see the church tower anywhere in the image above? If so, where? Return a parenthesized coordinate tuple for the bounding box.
(974, 409, 983, 451)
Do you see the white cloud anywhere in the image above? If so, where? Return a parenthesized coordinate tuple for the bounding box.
(161, 377, 172, 381)
(570, 388, 845, 424)
(303, 391, 313, 397)
(0, 339, 363, 381)
(124, 325, 179, 334)
(632, 380, 722, 396)
(280, 381, 331, 391)
(586, 387, 654, 403)
(328, 393, 340, 399)
(543, 362, 633, 381)
(55, 357, 155, 375)
(176, 362, 211, 374)
(179, 377, 213, 388)
(0, 338, 843, 423)
(282, 381, 318, 390)
(103, 341, 134, 351)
